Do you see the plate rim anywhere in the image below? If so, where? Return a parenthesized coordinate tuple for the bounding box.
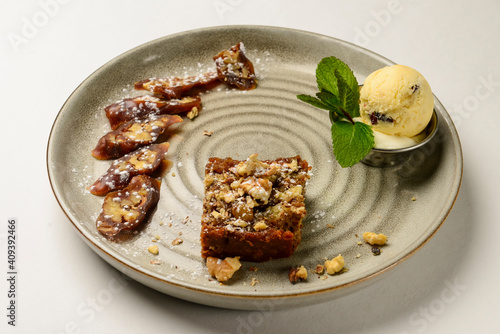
(46, 24, 463, 307)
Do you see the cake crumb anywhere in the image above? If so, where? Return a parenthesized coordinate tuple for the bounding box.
(326, 224, 335, 229)
(249, 267, 258, 272)
(250, 277, 260, 286)
(172, 238, 183, 246)
(148, 245, 159, 255)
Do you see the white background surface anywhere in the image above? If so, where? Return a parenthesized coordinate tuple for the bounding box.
(1, 0, 499, 333)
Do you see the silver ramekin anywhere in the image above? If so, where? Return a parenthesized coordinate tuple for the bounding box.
(360, 110, 439, 168)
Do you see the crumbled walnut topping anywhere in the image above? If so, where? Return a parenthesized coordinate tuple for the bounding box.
(241, 177, 272, 203)
(325, 254, 345, 275)
(236, 154, 270, 176)
(363, 232, 387, 246)
(203, 130, 213, 136)
(275, 185, 303, 202)
(232, 219, 249, 228)
(253, 221, 268, 231)
(206, 256, 241, 282)
(289, 265, 308, 283)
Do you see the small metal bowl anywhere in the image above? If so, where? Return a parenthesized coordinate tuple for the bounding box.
(360, 110, 439, 168)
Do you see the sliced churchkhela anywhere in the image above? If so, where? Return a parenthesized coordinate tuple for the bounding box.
(105, 95, 201, 130)
(134, 72, 220, 99)
(213, 42, 257, 90)
(91, 115, 182, 160)
(96, 175, 161, 237)
(88, 143, 170, 196)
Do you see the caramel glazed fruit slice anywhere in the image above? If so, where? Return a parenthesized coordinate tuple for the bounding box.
(88, 142, 170, 196)
(91, 115, 182, 160)
(96, 175, 161, 237)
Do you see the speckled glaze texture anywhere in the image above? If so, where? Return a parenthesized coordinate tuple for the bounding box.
(47, 26, 462, 310)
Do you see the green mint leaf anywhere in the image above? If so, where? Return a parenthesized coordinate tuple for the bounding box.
(316, 90, 342, 111)
(331, 120, 374, 168)
(317, 57, 359, 97)
(336, 71, 360, 117)
(316, 58, 339, 96)
(296, 94, 331, 110)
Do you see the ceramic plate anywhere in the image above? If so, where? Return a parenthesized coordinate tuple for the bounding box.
(47, 26, 462, 310)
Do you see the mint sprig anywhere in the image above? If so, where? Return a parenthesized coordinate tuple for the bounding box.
(297, 56, 374, 167)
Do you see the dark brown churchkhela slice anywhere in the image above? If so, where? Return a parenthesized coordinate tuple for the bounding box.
(88, 143, 170, 196)
(213, 42, 257, 90)
(134, 72, 220, 99)
(96, 175, 161, 237)
(105, 95, 201, 130)
(91, 115, 182, 160)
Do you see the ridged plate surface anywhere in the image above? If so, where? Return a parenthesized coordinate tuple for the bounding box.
(47, 26, 462, 309)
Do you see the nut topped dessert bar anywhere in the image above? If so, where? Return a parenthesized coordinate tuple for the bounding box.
(201, 154, 311, 262)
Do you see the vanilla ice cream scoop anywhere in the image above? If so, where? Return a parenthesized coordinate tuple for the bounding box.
(360, 65, 434, 137)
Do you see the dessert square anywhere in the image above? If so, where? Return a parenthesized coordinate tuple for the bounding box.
(201, 154, 311, 262)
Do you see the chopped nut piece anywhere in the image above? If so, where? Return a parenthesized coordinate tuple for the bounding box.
(172, 238, 183, 246)
(253, 221, 268, 231)
(326, 224, 335, 229)
(325, 254, 345, 275)
(314, 265, 325, 275)
(202, 130, 213, 136)
(289, 265, 308, 283)
(206, 256, 241, 282)
(182, 216, 190, 224)
(249, 267, 258, 272)
(150, 260, 160, 265)
(250, 277, 259, 286)
(363, 232, 388, 246)
(187, 107, 199, 119)
(411, 196, 417, 201)
(148, 245, 159, 255)
(356, 253, 361, 258)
